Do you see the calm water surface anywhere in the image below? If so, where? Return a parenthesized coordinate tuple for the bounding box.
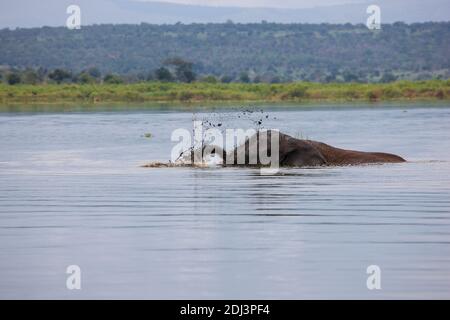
(0, 103, 449, 299)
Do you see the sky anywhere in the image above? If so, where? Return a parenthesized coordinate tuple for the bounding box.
(0, 0, 448, 28)
(138, 0, 365, 9)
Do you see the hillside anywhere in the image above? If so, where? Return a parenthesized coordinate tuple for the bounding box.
(1, 22, 449, 82)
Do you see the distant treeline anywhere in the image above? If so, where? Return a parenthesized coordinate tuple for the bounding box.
(0, 58, 199, 85)
(0, 22, 449, 83)
(0, 61, 443, 86)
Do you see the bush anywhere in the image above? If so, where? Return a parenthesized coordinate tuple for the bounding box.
(7, 73, 21, 85)
(77, 72, 96, 84)
(48, 69, 72, 84)
(103, 74, 123, 84)
(155, 67, 173, 82)
(201, 75, 218, 84)
(239, 72, 250, 83)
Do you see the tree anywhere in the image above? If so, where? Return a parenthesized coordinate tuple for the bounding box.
(86, 67, 101, 79)
(239, 72, 250, 83)
(178, 67, 196, 83)
(155, 67, 173, 82)
(48, 69, 72, 84)
(6, 73, 21, 85)
(76, 72, 95, 84)
(164, 58, 196, 83)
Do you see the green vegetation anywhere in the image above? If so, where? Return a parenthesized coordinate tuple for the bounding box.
(1, 80, 448, 105)
(1, 22, 449, 83)
(0, 59, 198, 86)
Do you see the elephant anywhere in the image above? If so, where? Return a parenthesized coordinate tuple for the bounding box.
(179, 130, 405, 167)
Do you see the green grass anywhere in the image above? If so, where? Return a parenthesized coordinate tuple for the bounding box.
(1, 80, 449, 105)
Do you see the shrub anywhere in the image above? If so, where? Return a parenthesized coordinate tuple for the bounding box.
(200, 75, 218, 84)
(103, 74, 123, 84)
(7, 73, 21, 85)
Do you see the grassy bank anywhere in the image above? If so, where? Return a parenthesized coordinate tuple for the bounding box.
(1, 80, 449, 105)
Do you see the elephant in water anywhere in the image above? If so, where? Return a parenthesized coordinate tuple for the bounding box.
(178, 130, 405, 167)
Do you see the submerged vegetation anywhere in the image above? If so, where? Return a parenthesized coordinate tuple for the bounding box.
(0, 80, 449, 104)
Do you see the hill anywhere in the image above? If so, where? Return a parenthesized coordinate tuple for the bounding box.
(1, 22, 449, 82)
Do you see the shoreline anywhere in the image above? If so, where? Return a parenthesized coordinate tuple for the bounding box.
(0, 80, 449, 105)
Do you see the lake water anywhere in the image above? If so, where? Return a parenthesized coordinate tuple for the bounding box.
(0, 103, 449, 299)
